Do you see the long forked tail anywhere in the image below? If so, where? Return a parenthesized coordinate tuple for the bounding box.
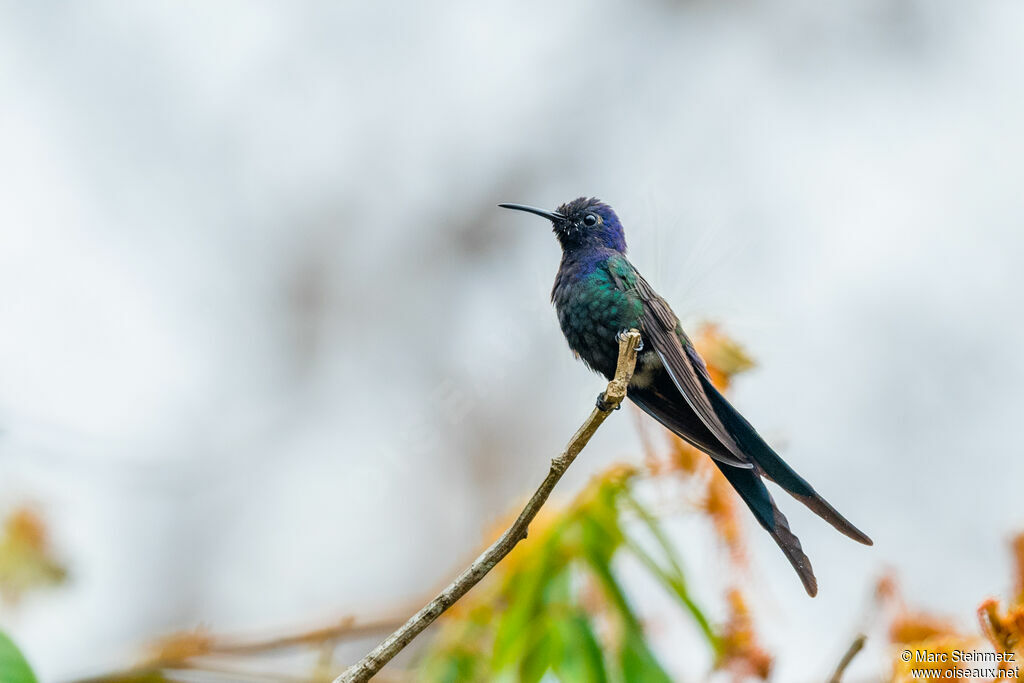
(714, 461, 818, 596)
(704, 380, 874, 546)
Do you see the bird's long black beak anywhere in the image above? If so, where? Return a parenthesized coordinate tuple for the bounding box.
(498, 203, 566, 223)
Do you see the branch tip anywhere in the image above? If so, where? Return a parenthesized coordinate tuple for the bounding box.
(334, 329, 642, 683)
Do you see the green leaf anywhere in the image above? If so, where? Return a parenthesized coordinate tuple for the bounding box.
(578, 512, 622, 570)
(583, 552, 673, 683)
(492, 528, 571, 673)
(582, 544, 638, 630)
(94, 673, 170, 683)
(511, 564, 577, 683)
(428, 649, 483, 683)
(518, 619, 556, 683)
(620, 629, 672, 683)
(622, 533, 718, 652)
(0, 632, 37, 683)
(491, 556, 549, 670)
(552, 614, 609, 683)
(541, 564, 572, 608)
(620, 489, 720, 653)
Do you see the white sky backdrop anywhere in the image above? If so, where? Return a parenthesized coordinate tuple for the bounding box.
(1, 1, 1022, 680)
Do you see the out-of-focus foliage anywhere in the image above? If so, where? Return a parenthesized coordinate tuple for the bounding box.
(882, 532, 1024, 682)
(882, 581, 979, 682)
(23, 323, 1024, 683)
(689, 324, 755, 393)
(147, 630, 217, 665)
(0, 507, 67, 603)
(976, 533, 1024, 680)
(0, 631, 38, 683)
(716, 589, 773, 681)
(418, 465, 695, 682)
(417, 324, 774, 682)
(88, 673, 169, 683)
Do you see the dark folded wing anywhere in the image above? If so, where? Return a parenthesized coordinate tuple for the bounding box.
(630, 384, 750, 468)
(631, 274, 752, 469)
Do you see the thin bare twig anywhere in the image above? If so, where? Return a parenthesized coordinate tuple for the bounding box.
(335, 330, 644, 683)
(65, 615, 403, 683)
(193, 616, 402, 656)
(828, 634, 867, 683)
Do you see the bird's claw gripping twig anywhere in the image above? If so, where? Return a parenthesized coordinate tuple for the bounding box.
(616, 329, 643, 351)
(595, 391, 620, 412)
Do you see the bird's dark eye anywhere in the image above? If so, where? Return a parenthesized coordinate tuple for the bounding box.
(583, 213, 598, 227)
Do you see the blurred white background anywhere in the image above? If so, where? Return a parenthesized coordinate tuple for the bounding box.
(1, 1, 1022, 680)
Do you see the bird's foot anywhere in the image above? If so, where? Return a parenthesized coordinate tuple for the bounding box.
(615, 329, 643, 350)
(595, 391, 620, 412)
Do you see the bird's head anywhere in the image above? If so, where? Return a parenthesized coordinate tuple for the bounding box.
(499, 197, 626, 253)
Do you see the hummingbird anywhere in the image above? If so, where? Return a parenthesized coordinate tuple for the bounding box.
(499, 197, 872, 596)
